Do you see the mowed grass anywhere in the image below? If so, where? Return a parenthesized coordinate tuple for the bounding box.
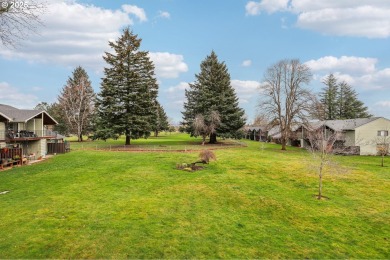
(0, 133, 389, 258)
(66, 133, 245, 151)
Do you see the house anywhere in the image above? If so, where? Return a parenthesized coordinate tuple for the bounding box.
(0, 104, 64, 158)
(267, 126, 281, 143)
(244, 126, 268, 142)
(292, 117, 390, 155)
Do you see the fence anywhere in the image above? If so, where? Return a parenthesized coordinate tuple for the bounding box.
(47, 142, 70, 154)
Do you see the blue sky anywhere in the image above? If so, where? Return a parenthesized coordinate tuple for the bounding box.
(1, 0, 390, 123)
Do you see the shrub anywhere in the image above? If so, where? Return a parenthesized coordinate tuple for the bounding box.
(199, 150, 216, 164)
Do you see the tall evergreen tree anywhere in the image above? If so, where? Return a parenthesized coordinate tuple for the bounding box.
(320, 74, 339, 120)
(58, 66, 95, 142)
(338, 81, 371, 119)
(319, 74, 371, 120)
(153, 101, 169, 137)
(95, 28, 158, 145)
(182, 51, 246, 143)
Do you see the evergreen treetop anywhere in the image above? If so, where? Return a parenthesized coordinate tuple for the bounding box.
(319, 73, 371, 120)
(182, 51, 246, 143)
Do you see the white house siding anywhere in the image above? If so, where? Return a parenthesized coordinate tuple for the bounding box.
(344, 131, 356, 146)
(0, 122, 5, 140)
(355, 118, 390, 155)
(28, 140, 46, 157)
(27, 118, 43, 136)
(28, 141, 40, 157)
(18, 123, 25, 131)
(40, 139, 47, 157)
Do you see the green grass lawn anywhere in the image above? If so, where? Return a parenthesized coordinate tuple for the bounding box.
(0, 133, 389, 258)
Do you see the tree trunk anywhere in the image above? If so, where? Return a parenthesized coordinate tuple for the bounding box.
(209, 133, 217, 144)
(281, 138, 287, 150)
(77, 132, 83, 142)
(125, 129, 131, 145)
(154, 130, 158, 137)
(382, 155, 384, 167)
(318, 173, 322, 199)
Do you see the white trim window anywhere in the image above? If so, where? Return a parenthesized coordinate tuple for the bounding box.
(377, 130, 389, 137)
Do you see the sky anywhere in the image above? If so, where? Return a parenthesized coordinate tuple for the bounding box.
(0, 0, 390, 124)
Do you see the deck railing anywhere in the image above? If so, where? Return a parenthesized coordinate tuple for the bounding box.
(0, 130, 59, 140)
(0, 147, 23, 160)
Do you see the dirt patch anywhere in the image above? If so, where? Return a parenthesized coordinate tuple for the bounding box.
(176, 163, 205, 172)
(314, 194, 330, 200)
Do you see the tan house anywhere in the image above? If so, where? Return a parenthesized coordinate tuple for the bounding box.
(292, 117, 390, 155)
(0, 104, 62, 157)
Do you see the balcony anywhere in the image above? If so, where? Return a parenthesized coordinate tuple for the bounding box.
(0, 130, 59, 142)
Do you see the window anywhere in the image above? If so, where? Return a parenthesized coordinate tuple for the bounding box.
(377, 130, 389, 137)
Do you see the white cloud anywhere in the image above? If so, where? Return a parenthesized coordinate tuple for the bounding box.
(0, 82, 40, 108)
(0, 1, 132, 70)
(122, 5, 147, 22)
(162, 82, 192, 115)
(375, 101, 390, 108)
(148, 52, 188, 79)
(246, 1, 390, 38)
(246, 0, 289, 15)
(0, 2, 188, 79)
(241, 60, 252, 67)
(297, 6, 390, 38)
(305, 56, 390, 90)
(231, 79, 262, 104)
(166, 82, 189, 93)
(158, 11, 171, 19)
(305, 56, 377, 75)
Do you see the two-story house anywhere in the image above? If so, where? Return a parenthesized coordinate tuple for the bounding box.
(291, 117, 390, 155)
(0, 104, 61, 157)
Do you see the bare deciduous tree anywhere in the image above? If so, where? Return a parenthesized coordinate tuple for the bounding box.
(0, 0, 46, 47)
(58, 67, 95, 142)
(259, 59, 313, 150)
(305, 123, 346, 199)
(193, 111, 221, 145)
(375, 130, 389, 167)
(252, 112, 271, 127)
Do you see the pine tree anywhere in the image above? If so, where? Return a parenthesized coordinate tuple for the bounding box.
(320, 74, 339, 120)
(153, 101, 169, 137)
(182, 51, 246, 143)
(319, 74, 371, 120)
(338, 81, 371, 119)
(95, 28, 158, 145)
(58, 66, 95, 142)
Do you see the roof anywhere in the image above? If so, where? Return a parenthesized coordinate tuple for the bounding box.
(268, 126, 280, 137)
(325, 118, 380, 131)
(0, 104, 58, 124)
(302, 117, 382, 132)
(245, 126, 267, 132)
